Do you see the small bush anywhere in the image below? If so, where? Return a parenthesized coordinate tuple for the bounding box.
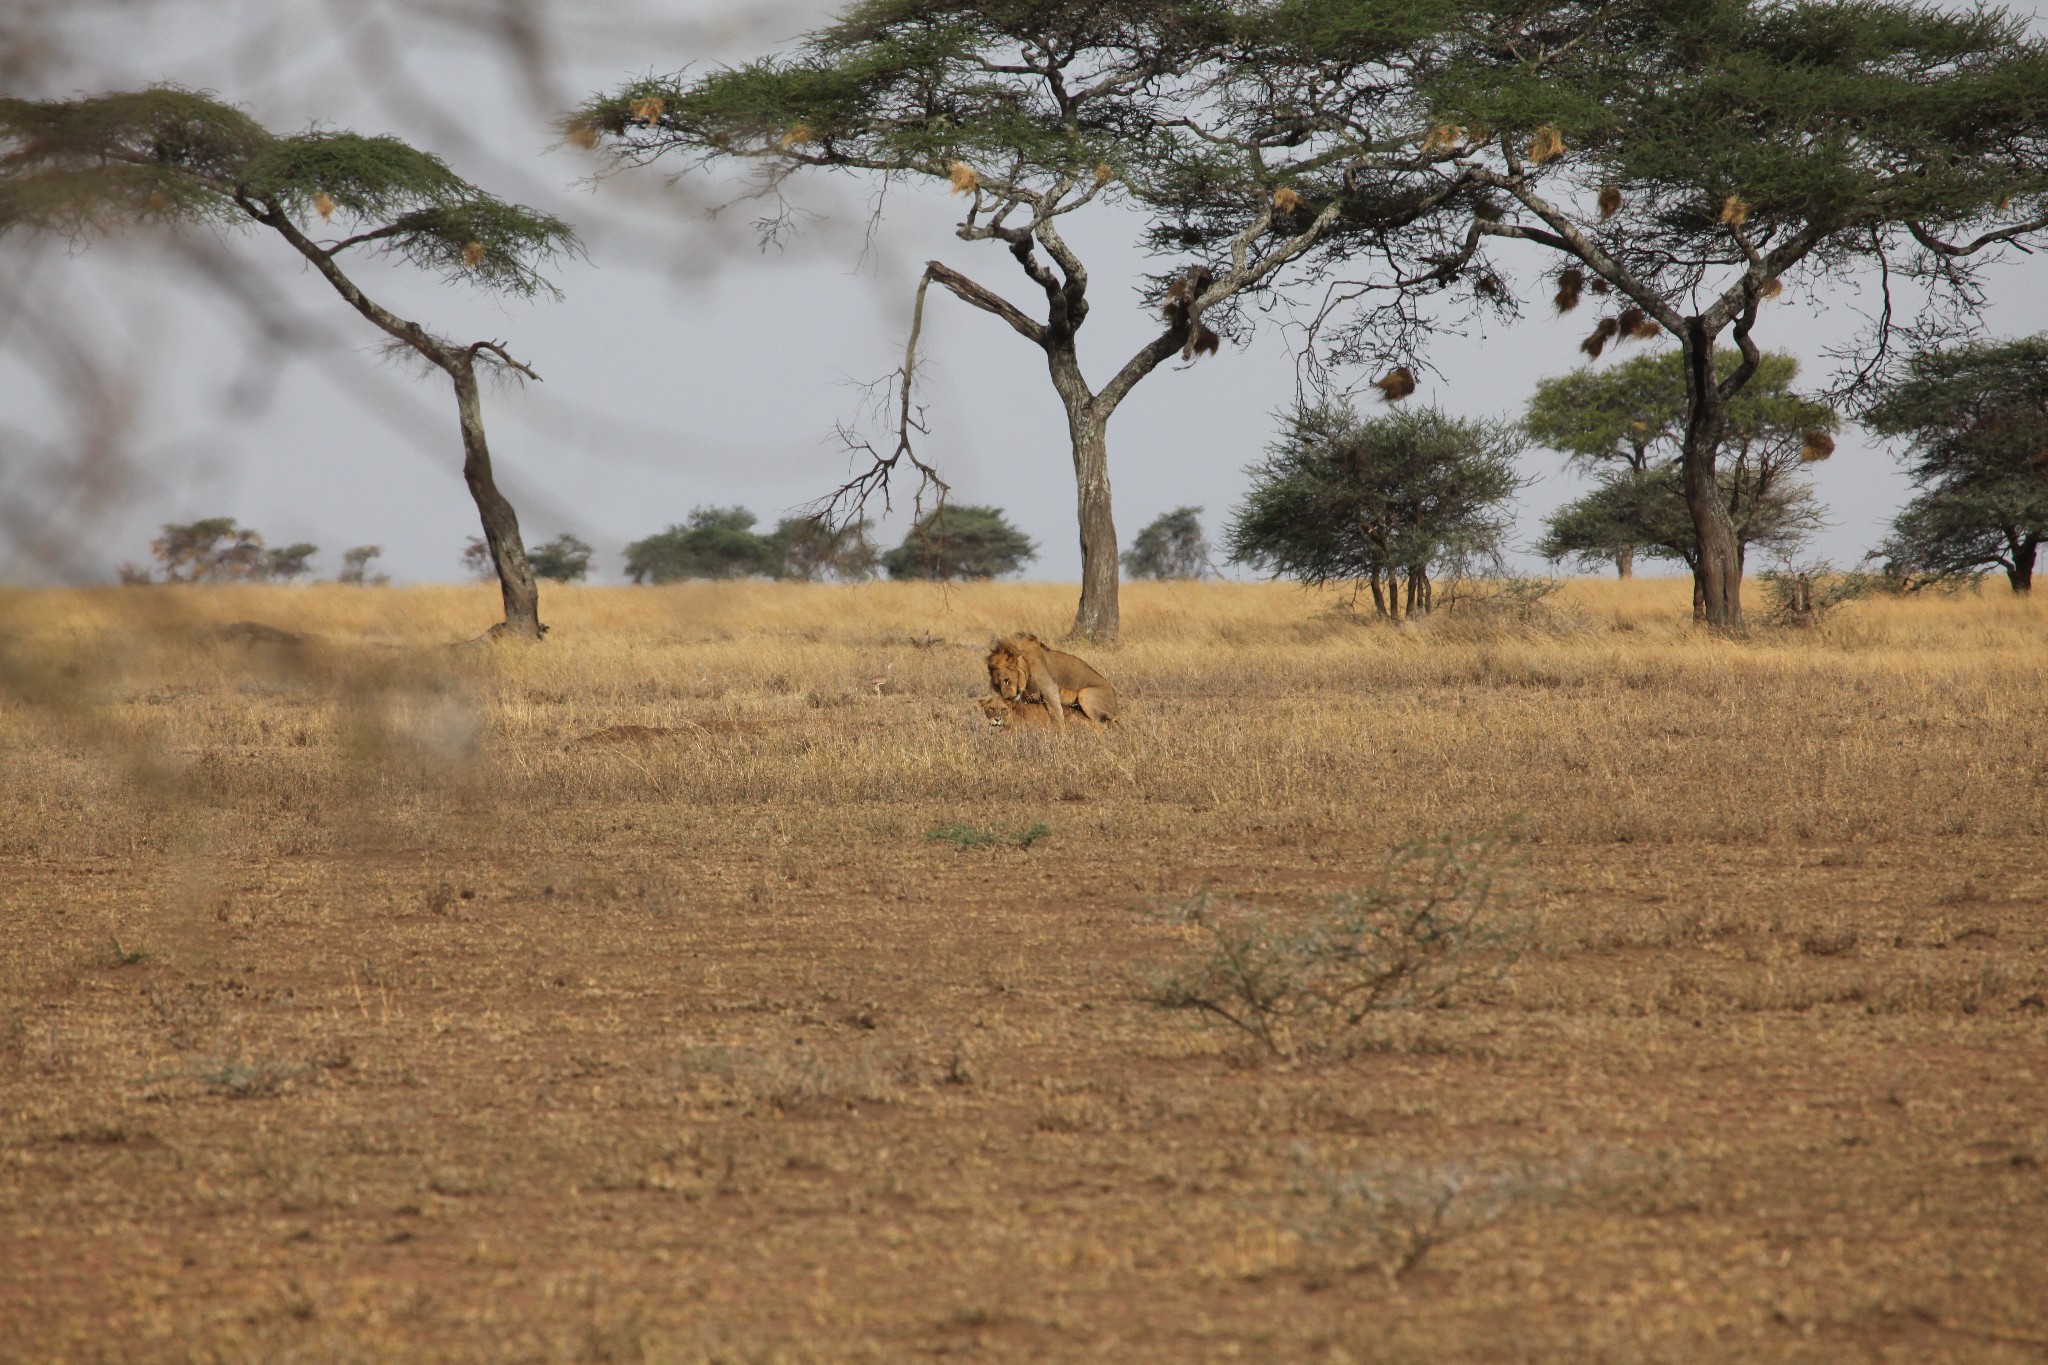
(1760, 561, 1893, 626)
(1143, 834, 1527, 1057)
(926, 821, 1052, 851)
(1289, 1149, 1594, 1283)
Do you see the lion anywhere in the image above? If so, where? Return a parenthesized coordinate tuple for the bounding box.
(985, 633, 1118, 727)
(976, 693, 1087, 730)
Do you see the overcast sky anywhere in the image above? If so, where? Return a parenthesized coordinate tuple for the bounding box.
(5, 0, 2046, 586)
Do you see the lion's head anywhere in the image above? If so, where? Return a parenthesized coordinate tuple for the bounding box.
(976, 694, 1013, 727)
(986, 638, 1032, 700)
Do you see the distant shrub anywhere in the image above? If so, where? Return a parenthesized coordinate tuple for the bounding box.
(528, 533, 594, 583)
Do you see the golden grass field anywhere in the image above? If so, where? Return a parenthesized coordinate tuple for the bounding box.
(1, 577, 2044, 1362)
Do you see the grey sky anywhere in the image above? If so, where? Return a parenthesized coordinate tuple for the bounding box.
(5, 0, 2046, 586)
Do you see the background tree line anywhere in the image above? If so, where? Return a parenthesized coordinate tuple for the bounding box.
(116, 323, 2048, 606)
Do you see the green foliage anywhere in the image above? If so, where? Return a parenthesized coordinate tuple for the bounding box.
(926, 821, 1052, 851)
(0, 87, 577, 296)
(1226, 404, 1523, 597)
(1531, 349, 1833, 575)
(882, 505, 1037, 581)
(1876, 488, 2046, 591)
(1539, 466, 1822, 573)
(1122, 507, 1211, 580)
(1414, 0, 2048, 259)
(0, 87, 268, 234)
(1143, 834, 1529, 1059)
(528, 534, 594, 583)
(624, 507, 784, 583)
(1862, 337, 2048, 591)
(571, 0, 1409, 290)
(1526, 350, 1835, 475)
(621, 512, 881, 584)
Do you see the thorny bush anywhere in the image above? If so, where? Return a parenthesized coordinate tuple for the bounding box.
(1144, 834, 1528, 1057)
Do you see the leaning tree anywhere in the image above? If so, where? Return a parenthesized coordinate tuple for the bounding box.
(1862, 336, 2048, 592)
(1302, 0, 2048, 626)
(0, 87, 577, 638)
(572, 0, 1448, 640)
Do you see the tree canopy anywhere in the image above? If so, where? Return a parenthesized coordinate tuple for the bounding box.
(882, 504, 1037, 581)
(1227, 404, 1523, 618)
(1123, 507, 1211, 580)
(529, 534, 594, 583)
(1527, 348, 1835, 576)
(0, 87, 575, 295)
(1539, 467, 1822, 578)
(1862, 336, 2048, 591)
(624, 508, 784, 583)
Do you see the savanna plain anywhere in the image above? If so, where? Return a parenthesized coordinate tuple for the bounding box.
(1, 578, 2044, 1363)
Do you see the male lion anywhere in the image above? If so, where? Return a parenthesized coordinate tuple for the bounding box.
(985, 633, 1118, 727)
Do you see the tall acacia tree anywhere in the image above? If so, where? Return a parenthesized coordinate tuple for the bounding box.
(1307, 0, 2048, 626)
(0, 88, 577, 638)
(572, 0, 1439, 641)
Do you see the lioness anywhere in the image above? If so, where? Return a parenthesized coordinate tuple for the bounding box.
(977, 693, 1086, 730)
(985, 633, 1118, 727)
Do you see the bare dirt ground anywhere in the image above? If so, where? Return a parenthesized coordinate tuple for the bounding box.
(1, 580, 2044, 1362)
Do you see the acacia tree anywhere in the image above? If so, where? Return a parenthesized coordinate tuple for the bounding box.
(1862, 337, 2048, 593)
(1528, 349, 1835, 585)
(882, 504, 1037, 581)
(1305, 0, 2048, 626)
(623, 507, 782, 582)
(0, 88, 577, 638)
(573, 0, 1437, 640)
(1227, 404, 1522, 618)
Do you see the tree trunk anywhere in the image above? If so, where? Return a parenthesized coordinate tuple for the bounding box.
(1679, 327, 1743, 628)
(1615, 545, 1635, 579)
(1368, 569, 1387, 618)
(2008, 534, 2038, 593)
(1049, 345, 1119, 642)
(451, 358, 544, 639)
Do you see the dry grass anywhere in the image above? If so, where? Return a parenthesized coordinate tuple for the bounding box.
(1, 578, 2044, 1361)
